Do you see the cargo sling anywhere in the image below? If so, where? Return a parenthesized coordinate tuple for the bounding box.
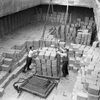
(13, 75, 58, 98)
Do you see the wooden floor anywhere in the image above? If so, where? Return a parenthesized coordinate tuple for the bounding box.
(0, 22, 77, 100)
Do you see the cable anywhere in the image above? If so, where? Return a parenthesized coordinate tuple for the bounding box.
(41, 0, 52, 40)
(13, 78, 27, 93)
(65, 0, 69, 26)
(51, 0, 55, 28)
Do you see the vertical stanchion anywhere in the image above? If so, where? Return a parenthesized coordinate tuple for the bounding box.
(6, 16, 9, 34)
(0, 18, 5, 37)
(10, 14, 12, 32)
(11, 14, 14, 32)
(14, 13, 17, 30)
(0, 19, 3, 37)
(7, 15, 10, 33)
(57, 53, 61, 77)
(3, 17, 7, 35)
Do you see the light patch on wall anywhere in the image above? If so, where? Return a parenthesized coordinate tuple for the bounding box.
(40, 0, 74, 5)
(98, 32, 100, 41)
(74, 0, 80, 4)
(7, 97, 18, 100)
(95, 0, 100, 8)
(40, 0, 93, 7)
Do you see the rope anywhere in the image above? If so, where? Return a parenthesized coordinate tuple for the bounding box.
(40, 0, 53, 48)
(13, 78, 27, 93)
(41, 0, 52, 40)
(51, 0, 55, 28)
(65, 0, 69, 26)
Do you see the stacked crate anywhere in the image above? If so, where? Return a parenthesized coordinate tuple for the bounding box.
(44, 34, 93, 73)
(41, 11, 66, 24)
(68, 44, 82, 72)
(60, 13, 65, 24)
(0, 71, 9, 85)
(75, 29, 91, 45)
(44, 34, 60, 48)
(74, 45, 86, 68)
(57, 24, 71, 42)
(40, 12, 96, 45)
(0, 41, 28, 93)
(60, 25, 65, 41)
(35, 47, 60, 78)
(57, 13, 61, 23)
(72, 27, 77, 43)
(84, 17, 89, 25)
(0, 50, 15, 72)
(69, 27, 74, 42)
(52, 12, 57, 23)
(68, 47, 76, 71)
(76, 30, 82, 44)
(72, 47, 100, 100)
(57, 24, 77, 43)
(10, 42, 27, 70)
(65, 24, 70, 42)
(68, 43, 92, 72)
(57, 25, 62, 39)
(44, 35, 54, 47)
(41, 12, 67, 24)
(79, 48, 94, 69)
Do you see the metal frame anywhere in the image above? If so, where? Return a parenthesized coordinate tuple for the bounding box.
(18, 75, 58, 98)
